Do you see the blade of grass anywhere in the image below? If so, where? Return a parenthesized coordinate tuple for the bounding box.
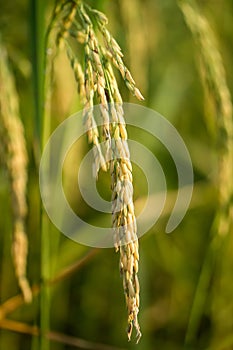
(183, 234, 219, 346)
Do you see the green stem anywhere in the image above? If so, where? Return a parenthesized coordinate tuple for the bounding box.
(30, 0, 50, 349)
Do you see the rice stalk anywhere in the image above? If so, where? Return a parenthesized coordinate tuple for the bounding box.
(47, 0, 144, 342)
(0, 38, 32, 303)
(179, 0, 233, 344)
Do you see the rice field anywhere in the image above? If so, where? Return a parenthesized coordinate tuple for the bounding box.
(0, 1, 233, 349)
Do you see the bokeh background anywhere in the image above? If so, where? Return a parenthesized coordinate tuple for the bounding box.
(0, 0, 233, 349)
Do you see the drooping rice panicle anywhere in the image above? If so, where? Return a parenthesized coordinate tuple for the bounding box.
(47, 1, 144, 341)
(0, 38, 32, 303)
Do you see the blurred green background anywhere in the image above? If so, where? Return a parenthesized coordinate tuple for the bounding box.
(0, 0, 233, 349)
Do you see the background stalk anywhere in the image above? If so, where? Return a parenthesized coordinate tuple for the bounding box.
(30, 0, 50, 349)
